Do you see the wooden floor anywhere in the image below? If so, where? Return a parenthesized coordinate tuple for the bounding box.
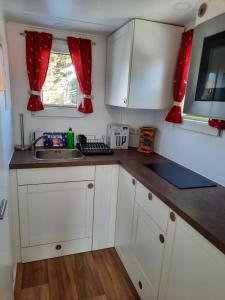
(15, 248, 140, 300)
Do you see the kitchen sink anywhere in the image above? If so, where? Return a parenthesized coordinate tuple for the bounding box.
(34, 148, 84, 160)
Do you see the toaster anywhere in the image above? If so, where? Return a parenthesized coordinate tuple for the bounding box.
(106, 124, 129, 149)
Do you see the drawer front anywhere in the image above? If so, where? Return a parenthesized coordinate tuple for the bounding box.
(17, 166, 95, 185)
(21, 238, 92, 262)
(135, 182, 169, 232)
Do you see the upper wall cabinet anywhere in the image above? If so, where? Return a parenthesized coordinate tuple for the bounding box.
(105, 19, 183, 109)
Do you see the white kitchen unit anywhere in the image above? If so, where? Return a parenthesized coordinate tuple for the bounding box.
(116, 166, 225, 300)
(129, 183, 170, 300)
(14, 165, 119, 262)
(17, 167, 95, 262)
(92, 165, 119, 250)
(115, 167, 136, 271)
(115, 167, 171, 300)
(159, 215, 225, 300)
(105, 19, 183, 109)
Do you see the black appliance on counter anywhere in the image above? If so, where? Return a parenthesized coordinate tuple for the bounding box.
(146, 162, 216, 189)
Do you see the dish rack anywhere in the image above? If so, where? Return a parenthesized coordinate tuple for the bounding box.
(78, 136, 114, 155)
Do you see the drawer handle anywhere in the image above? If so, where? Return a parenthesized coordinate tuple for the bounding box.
(170, 212, 176, 222)
(148, 192, 152, 200)
(55, 244, 62, 250)
(0, 199, 7, 220)
(132, 179, 136, 186)
(88, 183, 94, 189)
(138, 280, 143, 290)
(159, 234, 165, 244)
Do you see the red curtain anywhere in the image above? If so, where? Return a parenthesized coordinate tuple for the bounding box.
(26, 31, 52, 111)
(165, 29, 194, 123)
(67, 37, 93, 113)
(208, 119, 225, 130)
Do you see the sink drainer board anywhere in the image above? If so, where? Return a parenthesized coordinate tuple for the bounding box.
(146, 162, 217, 189)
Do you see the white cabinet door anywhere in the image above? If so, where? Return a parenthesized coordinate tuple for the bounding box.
(130, 203, 166, 300)
(129, 19, 182, 109)
(160, 216, 225, 300)
(105, 21, 134, 107)
(115, 167, 136, 268)
(93, 165, 119, 250)
(105, 19, 182, 109)
(18, 181, 94, 247)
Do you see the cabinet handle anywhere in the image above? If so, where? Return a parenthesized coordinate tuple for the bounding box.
(88, 183, 94, 189)
(0, 199, 7, 220)
(159, 234, 165, 244)
(123, 97, 127, 105)
(55, 244, 62, 250)
(132, 178, 136, 186)
(170, 212, 176, 222)
(138, 280, 143, 290)
(148, 192, 152, 200)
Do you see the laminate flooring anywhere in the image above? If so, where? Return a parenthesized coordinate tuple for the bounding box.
(15, 248, 140, 300)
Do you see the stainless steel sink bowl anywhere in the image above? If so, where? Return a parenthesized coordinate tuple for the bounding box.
(34, 148, 84, 160)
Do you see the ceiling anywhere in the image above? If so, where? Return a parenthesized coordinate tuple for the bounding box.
(2, 0, 198, 35)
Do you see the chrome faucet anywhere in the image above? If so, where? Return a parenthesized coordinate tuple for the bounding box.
(30, 135, 44, 151)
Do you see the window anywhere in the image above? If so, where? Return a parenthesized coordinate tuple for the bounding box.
(182, 97, 209, 123)
(183, 114, 208, 123)
(42, 52, 80, 108)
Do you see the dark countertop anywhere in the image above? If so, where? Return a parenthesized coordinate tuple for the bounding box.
(10, 149, 225, 255)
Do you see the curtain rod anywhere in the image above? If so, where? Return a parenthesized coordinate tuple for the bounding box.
(19, 32, 96, 45)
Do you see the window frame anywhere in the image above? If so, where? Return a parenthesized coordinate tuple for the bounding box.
(31, 39, 84, 118)
(172, 97, 220, 136)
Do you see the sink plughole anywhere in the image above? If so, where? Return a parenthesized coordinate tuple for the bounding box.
(33, 148, 84, 160)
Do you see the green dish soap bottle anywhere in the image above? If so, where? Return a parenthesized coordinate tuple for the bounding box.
(66, 127, 75, 149)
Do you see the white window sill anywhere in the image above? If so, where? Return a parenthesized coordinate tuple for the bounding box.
(174, 118, 220, 137)
(31, 106, 85, 118)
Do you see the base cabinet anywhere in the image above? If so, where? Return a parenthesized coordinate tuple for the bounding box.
(18, 181, 94, 262)
(115, 167, 136, 270)
(159, 216, 225, 300)
(130, 203, 166, 300)
(115, 168, 170, 300)
(92, 165, 119, 250)
(16, 165, 119, 263)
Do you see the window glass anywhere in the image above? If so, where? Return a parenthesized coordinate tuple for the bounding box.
(43, 52, 79, 107)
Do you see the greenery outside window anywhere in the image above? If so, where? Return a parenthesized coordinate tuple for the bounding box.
(42, 52, 80, 108)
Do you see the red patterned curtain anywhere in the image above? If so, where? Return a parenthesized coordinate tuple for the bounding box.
(208, 119, 225, 130)
(26, 31, 52, 111)
(67, 37, 93, 113)
(165, 29, 194, 123)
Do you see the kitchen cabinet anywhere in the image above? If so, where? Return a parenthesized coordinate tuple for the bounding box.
(92, 165, 119, 250)
(158, 215, 225, 300)
(105, 19, 183, 109)
(14, 165, 119, 262)
(115, 167, 136, 271)
(115, 168, 170, 300)
(18, 180, 94, 262)
(129, 182, 170, 300)
(130, 203, 166, 300)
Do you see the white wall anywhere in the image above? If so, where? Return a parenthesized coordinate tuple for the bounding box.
(153, 1, 225, 187)
(0, 4, 14, 300)
(7, 22, 122, 144)
(154, 110, 225, 187)
(7, 22, 156, 145)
